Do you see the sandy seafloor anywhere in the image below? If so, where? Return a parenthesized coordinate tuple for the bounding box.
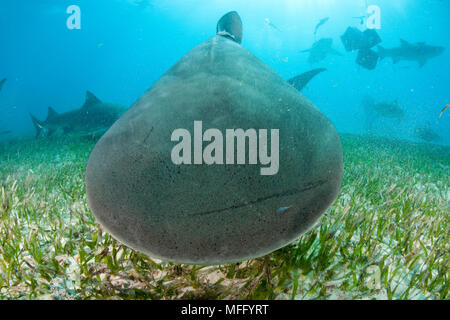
(0, 134, 448, 300)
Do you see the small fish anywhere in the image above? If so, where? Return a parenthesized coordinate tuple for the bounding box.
(97, 42, 104, 48)
(265, 18, 281, 32)
(314, 17, 329, 36)
(439, 104, 449, 118)
(0, 130, 12, 135)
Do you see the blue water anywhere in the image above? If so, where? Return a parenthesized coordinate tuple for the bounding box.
(1, 0, 449, 145)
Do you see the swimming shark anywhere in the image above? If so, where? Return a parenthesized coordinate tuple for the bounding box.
(265, 18, 281, 32)
(302, 38, 342, 64)
(314, 17, 329, 37)
(369, 100, 405, 120)
(85, 11, 343, 264)
(0, 78, 6, 93)
(363, 96, 405, 134)
(29, 91, 127, 138)
(414, 125, 440, 142)
(377, 39, 445, 67)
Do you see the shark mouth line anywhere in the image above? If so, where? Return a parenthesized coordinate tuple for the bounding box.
(191, 179, 328, 217)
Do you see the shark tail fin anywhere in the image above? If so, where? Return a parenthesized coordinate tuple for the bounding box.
(29, 113, 44, 137)
(377, 45, 387, 60)
(217, 11, 243, 44)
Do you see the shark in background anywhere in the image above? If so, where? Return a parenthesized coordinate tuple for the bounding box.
(29, 91, 128, 138)
(363, 96, 406, 134)
(314, 17, 329, 38)
(367, 100, 405, 120)
(302, 38, 342, 64)
(378, 39, 445, 67)
(414, 125, 440, 142)
(0, 70, 327, 141)
(23, 70, 323, 140)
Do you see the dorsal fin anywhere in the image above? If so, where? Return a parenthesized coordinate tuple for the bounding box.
(400, 39, 411, 47)
(83, 91, 101, 109)
(216, 11, 243, 44)
(46, 107, 59, 121)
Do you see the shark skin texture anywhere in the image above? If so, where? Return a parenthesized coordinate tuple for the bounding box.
(85, 11, 343, 265)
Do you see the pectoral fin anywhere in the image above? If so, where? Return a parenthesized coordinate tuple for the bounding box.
(418, 58, 427, 67)
(287, 68, 327, 92)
